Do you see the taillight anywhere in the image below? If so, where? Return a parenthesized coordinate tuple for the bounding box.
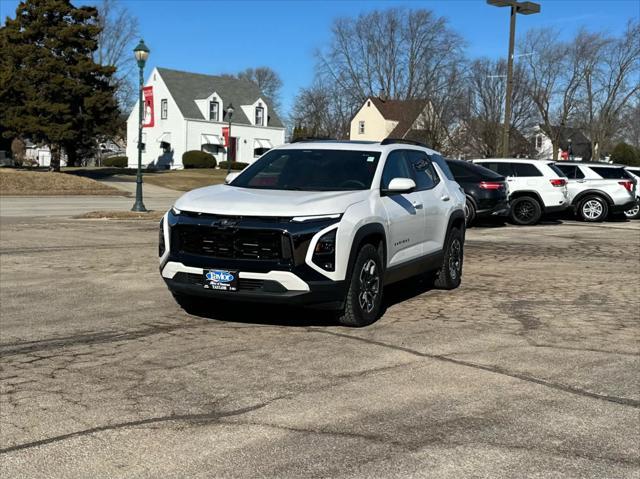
(479, 181, 504, 190)
(619, 180, 634, 192)
(550, 179, 567, 187)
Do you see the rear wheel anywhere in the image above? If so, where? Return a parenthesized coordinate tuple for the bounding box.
(509, 196, 542, 226)
(464, 198, 476, 226)
(434, 227, 464, 290)
(338, 244, 383, 327)
(624, 203, 640, 219)
(578, 196, 608, 222)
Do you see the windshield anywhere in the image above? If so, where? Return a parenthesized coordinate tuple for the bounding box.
(230, 148, 381, 191)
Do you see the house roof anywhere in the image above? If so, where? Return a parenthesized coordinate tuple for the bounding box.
(157, 67, 284, 128)
(368, 97, 429, 138)
(540, 125, 591, 159)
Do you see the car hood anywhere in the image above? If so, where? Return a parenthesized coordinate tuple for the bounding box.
(174, 184, 371, 217)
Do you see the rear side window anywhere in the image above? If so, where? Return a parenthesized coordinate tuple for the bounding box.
(480, 162, 513, 177)
(556, 164, 585, 179)
(430, 154, 455, 181)
(547, 163, 569, 178)
(590, 167, 631, 179)
(512, 163, 543, 177)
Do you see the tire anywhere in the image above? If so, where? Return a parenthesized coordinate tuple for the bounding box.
(434, 227, 464, 290)
(464, 198, 476, 226)
(578, 196, 608, 222)
(509, 196, 542, 226)
(624, 202, 640, 220)
(337, 244, 383, 327)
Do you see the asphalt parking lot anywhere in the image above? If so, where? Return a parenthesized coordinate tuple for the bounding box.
(1, 214, 638, 478)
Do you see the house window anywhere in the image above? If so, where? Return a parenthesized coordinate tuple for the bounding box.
(358, 121, 365, 134)
(255, 106, 264, 126)
(160, 99, 168, 119)
(535, 134, 543, 150)
(209, 101, 219, 121)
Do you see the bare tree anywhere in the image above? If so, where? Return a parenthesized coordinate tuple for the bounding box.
(94, 0, 139, 111)
(521, 28, 591, 160)
(580, 22, 640, 159)
(238, 67, 283, 112)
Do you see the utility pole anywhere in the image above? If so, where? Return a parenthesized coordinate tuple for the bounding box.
(487, 1, 540, 158)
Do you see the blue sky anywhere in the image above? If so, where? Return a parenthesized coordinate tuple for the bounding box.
(1, 0, 639, 116)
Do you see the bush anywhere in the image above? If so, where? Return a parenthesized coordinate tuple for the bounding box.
(182, 150, 216, 168)
(218, 161, 249, 171)
(610, 143, 640, 166)
(103, 156, 127, 167)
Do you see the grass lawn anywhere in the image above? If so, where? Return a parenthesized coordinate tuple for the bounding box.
(142, 169, 228, 191)
(0, 168, 125, 196)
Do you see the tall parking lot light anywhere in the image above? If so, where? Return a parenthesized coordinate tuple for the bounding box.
(226, 103, 234, 175)
(132, 39, 150, 212)
(487, 1, 540, 158)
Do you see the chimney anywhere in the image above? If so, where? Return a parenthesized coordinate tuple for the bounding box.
(378, 88, 387, 101)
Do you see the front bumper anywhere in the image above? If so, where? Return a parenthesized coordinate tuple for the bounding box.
(163, 262, 346, 308)
(544, 203, 570, 214)
(476, 200, 510, 217)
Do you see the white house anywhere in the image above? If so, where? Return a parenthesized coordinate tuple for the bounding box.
(126, 67, 286, 169)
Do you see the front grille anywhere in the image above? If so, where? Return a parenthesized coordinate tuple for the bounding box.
(175, 224, 286, 261)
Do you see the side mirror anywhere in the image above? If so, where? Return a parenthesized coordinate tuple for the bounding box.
(225, 172, 241, 184)
(382, 177, 416, 195)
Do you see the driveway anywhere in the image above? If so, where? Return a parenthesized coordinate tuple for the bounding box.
(0, 218, 638, 478)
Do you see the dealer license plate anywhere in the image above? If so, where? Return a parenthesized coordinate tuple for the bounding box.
(203, 269, 238, 292)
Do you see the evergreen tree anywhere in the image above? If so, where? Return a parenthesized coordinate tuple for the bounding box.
(0, 0, 119, 170)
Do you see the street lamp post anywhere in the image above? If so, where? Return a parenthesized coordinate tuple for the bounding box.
(132, 39, 150, 212)
(225, 103, 234, 175)
(487, 1, 540, 158)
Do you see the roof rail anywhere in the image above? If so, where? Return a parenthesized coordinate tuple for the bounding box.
(380, 138, 429, 148)
(290, 137, 336, 143)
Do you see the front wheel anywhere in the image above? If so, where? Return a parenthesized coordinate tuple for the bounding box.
(578, 196, 608, 222)
(509, 196, 542, 226)
(338, 244, 383, 327)
(434, 227, 464, 290)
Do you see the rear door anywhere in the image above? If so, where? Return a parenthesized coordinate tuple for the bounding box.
(380, 150, 426, 267)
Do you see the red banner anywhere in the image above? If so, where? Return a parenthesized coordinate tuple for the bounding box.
(222, 127, 229, 147)
(142, 86, 154, 128)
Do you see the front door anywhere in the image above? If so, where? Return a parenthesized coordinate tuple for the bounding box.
(380, 150, 426, 267)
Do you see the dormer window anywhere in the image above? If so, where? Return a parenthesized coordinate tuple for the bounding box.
(209, 101, 219, 121)
(255, 106, 264, 126)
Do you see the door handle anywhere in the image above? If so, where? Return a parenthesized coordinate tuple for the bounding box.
(412, 201, 423, 209)
(440, 195, 450, 202)
(577, 180, 586, 183)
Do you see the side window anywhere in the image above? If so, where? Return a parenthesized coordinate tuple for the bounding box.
(448, 162, 478, 181)
(481, 162, 513, 177)
(512, 163, 543, 177)
(430, 154, 455, 181)
(381, 150, 413, 189)
(574, 167, 585, 179)
(408, 151, 438, 190)
(556, 164, 576, 179)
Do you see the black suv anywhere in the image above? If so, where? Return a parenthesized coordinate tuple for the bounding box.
(446, 159, 509, 225)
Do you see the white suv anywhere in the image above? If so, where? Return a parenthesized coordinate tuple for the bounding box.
(624, 166, 640, 219)
(159, 139, 466, 326)
(472, 158, 569, 225)
(554, 162, 637, 222)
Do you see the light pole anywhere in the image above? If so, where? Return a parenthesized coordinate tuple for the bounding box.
(132, 39, 150, 212)
(225, 103, 234, 175)
(487, 1, 540, 158)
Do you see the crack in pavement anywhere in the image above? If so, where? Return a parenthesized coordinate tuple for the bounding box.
(0, 400, 277, 455)
(310, 329, 640, 408)
(0, 323, 199, 356)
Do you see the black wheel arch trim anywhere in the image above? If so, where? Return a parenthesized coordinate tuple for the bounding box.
(345, 223, 387, 283)
(572, 189, 614, 207)
(509, 190, 544, 207)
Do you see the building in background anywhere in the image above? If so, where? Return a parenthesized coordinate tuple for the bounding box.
(126, 67, 285, 169)
(531, 125, 592, 161)
(349, 96, 432, 142)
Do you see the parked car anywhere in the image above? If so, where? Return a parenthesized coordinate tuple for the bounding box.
(623, 167, 640, 219)
(160, 139, 466, 327)
(445, 158, 509, 225)
(554, 162, 638, 222)
(471, 158, 568, 225)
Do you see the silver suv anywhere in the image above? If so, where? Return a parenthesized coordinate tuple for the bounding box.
(554, 162, 637, 222)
